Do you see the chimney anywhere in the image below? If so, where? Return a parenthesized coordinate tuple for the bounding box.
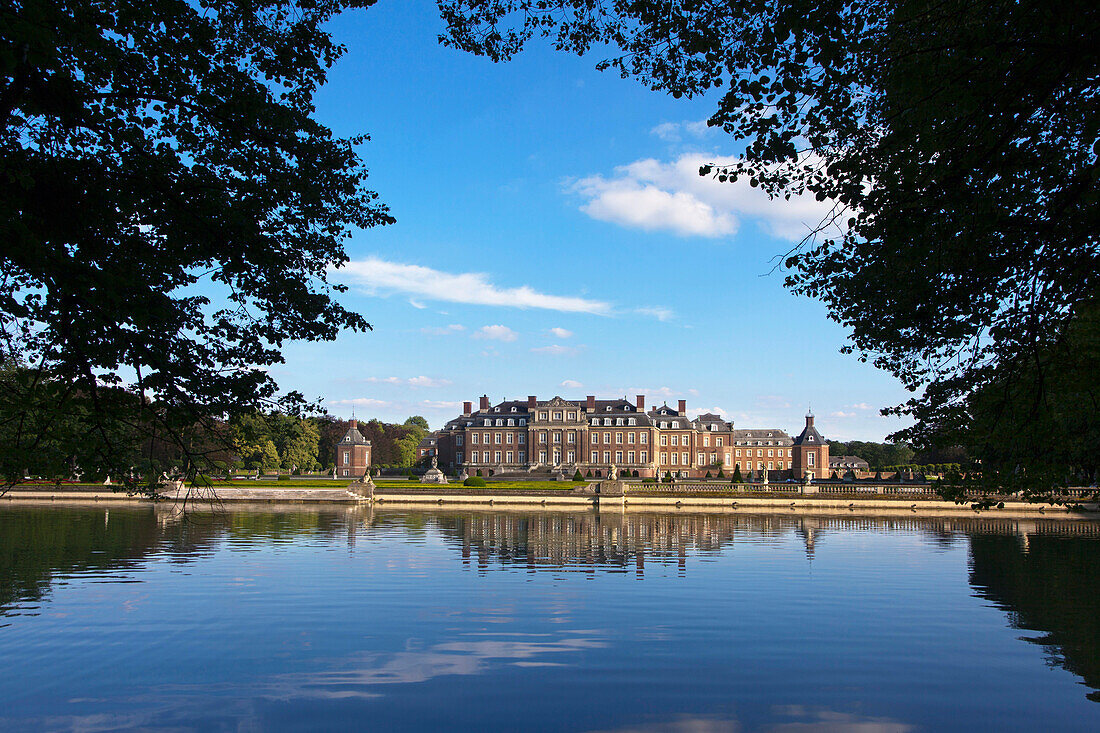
(479, 394, 490, 411)
(463, 401, 472, 417)
(635, 394, 645, 411)
(528, 395, 537, 408)
(678, 399, 686, 416)
(349, 419, 357, 429)
(586, 395, 596, 412)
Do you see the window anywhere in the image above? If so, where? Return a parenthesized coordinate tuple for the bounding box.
(591, 419, 599, 426)
(628, 450, 635, 463)
(342, 469, 349, 477)
(757, 449, 763, 457)
(603, 451, 611, 464)
(494, 451, 502, 463)
(697, 452, 704, 465)
(735, 449, 740, 457)
(628, 418, 636, 426)
(343, 451, 350, 464)
(724, 453, 731, 466)
(671, 435, 679, 447)
(768, 449, 774, 457)
(671, 453, 678, 465)
(768, 462, 774, 470)
(591, 433, 599, 444)
(456, 435, 464, 446)
(496, 419, 503, 427)
(628, 433, 636, 444)
(540, 450, 548, 463)
(507, 451, 513, 463)
(603, 432, 610, 444)
(456, 452, 463, 463)
(344, 436, 350, 442)
(567, 412, 576, 420)
(484, 419, 490, 426)
(567, 431, 576, 443)
(591, 451, 598, 462)
(716, 437, 723, 447)
(511, 407, 516, 412)
(660, 435, 667, 446)
(519, 419, 526, 426)
(603, 418, 611, 426)
(640, 433, 648, 444)
(506, 432, 514, 444)
(553, 449, 561, 463)
(518, 434, 526, 444)
(567, 450, 575, 462)
(540, 432, 547, 443)
(703, 436, 710, 447)
(808, 453, 815, 467)
(682, 452, 689, 466)
(519, 451, 525, 462)
(539, 412, 548, 420)
(495, 433, 502, 444)
(507, 419, 514, 426)
(471, 451, 478, 463)
(641, 451, 648, 463)
(553, 411, 562, 420)
(553, 432, 561, 443)
(616, 451, 623, 462)
(615, 432, 623, 444)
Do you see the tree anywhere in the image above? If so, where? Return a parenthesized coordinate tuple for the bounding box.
(437, 1, 1100, 492)
(572, 469, 583, 481)
(403, 416, 430, 433)
(1, 0, 390, 493)
(732, 464, 743, 483)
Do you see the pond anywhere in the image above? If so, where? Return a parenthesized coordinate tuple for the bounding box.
(1, 503, 1098, 731)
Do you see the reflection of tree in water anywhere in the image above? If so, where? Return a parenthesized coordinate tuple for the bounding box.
(968, 532, 1100, 702)
(0, 504, 360, 611)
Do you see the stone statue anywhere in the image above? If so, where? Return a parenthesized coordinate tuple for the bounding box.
(430, 455, 438, 469)
(608, 463, 618, 481)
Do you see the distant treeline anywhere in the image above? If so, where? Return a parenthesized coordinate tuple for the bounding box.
(828, 441, 970, 471)
(230, 413, 430, 473)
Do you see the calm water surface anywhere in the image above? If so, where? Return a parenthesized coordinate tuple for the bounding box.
(1, 504, 1098, 732)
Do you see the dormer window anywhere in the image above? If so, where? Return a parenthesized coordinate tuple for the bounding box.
(511, 406, 517, 412)
(494, 407, 500, 412)
(344, 436, 350, 442)
(519, 419, 526, 426)
(484, 419, 491, 426)
(628, 418, 636, 426)
(605, 406, 612, 411)
(507, 419, 514, 426)
(496, 419, 503, 426)
(603, 418, 611, 426)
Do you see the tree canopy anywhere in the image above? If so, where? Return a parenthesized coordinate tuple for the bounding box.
(1, 0, 389, 490)
(438, 0, 1100, 491)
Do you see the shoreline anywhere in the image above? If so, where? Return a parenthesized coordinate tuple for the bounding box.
(3, 484, 1098, 518)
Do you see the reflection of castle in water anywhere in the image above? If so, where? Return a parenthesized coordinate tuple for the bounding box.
(421, 510, 1100, 572)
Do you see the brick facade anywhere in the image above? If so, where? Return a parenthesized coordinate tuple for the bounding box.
(334, 419, 372, 478)
(429, 394, 819, 480)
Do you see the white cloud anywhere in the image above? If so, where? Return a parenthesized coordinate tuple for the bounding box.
(407, 376, 452, 388)
(408, 299, 427, 309)
(560, 379, 584, 389)
(689, 406, 729, 419)
(849, 402, 875, 411)
(531, 344, 580, 356)
(420, 324, 465, 336)
(570, 153, 840, 241)
(651, 119, 711, 142)
(548, 327, 574, 339)
(635, 306, 675, 322)
(473, 325, 518, 342)
(830, 410, 857, 418)
(336, 257, 612, 315)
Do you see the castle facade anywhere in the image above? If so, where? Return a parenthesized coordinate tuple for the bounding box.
(427, 394, 829, 480)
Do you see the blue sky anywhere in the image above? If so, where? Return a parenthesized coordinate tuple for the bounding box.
(271, 1, 913, 442)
